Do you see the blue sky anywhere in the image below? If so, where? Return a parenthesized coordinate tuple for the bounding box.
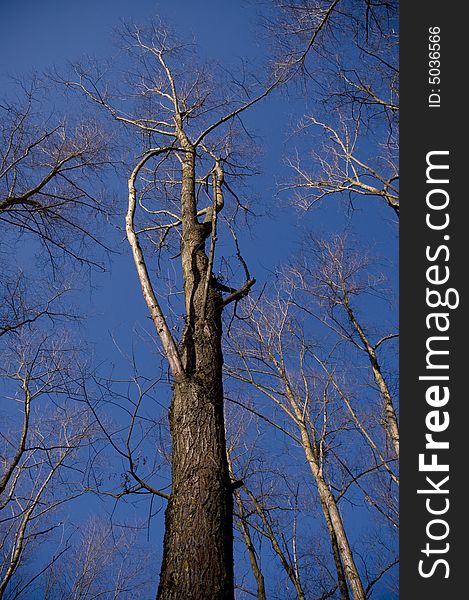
(1, 1, 398, 597)
(1, 0, 338, 370)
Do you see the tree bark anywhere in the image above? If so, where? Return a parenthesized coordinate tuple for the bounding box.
(316, 477, 364, 600)
(322, 508, 351, 600)
(155, 151, 234, 600)
(157, 375, 234, 600)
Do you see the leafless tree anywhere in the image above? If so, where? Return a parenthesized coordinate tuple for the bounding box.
(225, 413, 306, 600)
(226, 280, 398, 599)
(249, 7, 400, 593)
(269, 0, 399, 216)
(40, 516, 155, 599)
(283, 114, 399, 215)
(285, 235, 399, 457)
(0, 333, 98, 599)
(0, 80, 111, 597)
(0, 81, 110, 269)
(62, 22, 284, 600)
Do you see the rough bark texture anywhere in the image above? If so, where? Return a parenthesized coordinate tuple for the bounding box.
(125, 70, 256, 593)
(157, 376, 234, 600)
(155, 151, 234, 600)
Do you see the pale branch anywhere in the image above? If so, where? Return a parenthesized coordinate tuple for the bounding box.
(66, 73, 176, 136)
(339, 72, 399, 112)
(126, 147, 184, 380)
(0, 450, 69, 596)
(374, 333, 399, 350)
(342, 298, 399, 457)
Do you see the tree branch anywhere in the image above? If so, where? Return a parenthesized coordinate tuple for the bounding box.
(126, 147, 185, 380)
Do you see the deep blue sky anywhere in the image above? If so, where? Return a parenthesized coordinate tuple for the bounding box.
(1, 2, 398, 597)
(1, 0, 291, 359)
(1, 1, 260, 68)
(0, 0, 397, 341)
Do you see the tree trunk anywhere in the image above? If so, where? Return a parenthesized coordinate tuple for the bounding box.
(157, 376, 234, 600)
(156, 150, 234, 599)
(156, 294, 234, 599)
(296, 421, 365, 600)
(316, 478, 364, 600)
(127, 138, 236, 599)
(322, 507, 351, 600)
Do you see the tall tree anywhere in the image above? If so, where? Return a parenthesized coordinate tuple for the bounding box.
(67, 24, 280, 599)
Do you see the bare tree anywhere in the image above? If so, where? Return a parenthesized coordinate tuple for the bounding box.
(40, 516, 155, 599)
(225, 431, 267, 600)
(269, 0, 399, 216)
(226, 420, 307, 600)
(285, 235, 399, 458)
(63, 23, 283, 600)
(0, 81, 110, 269)
(283, 115, 399, 215)
(226, 295, 364, 599)
(226, 279, 398, 598)
(0, 81, 110, 597)
(0, 333, 98, 599)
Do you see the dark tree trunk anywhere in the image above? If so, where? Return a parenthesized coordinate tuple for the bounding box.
(156, 152, 234, 600)
(157, 376, 234, 600)
(157, 297, 234, 599)
(127, 129, 238, 598)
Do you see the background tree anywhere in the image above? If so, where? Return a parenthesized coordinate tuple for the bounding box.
(0, 83, 110, 598)
(0, 335, 95, 599)
(284, 235, 399, 458)
(270, 0, 399, 216)
(41, 516, 155, 599)
(0, 81, 109, 264)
